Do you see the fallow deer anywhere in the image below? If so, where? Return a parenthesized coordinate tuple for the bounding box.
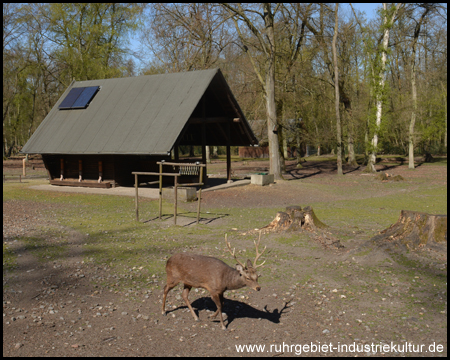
(161, 233, 266, 330)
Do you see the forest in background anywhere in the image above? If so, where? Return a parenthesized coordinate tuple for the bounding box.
(3, 3, 447, 175)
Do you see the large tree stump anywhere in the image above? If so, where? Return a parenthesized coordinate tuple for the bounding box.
(371, 210, 447, 251)
(261, 206, 328, 232)
(247, 206, 343, 249)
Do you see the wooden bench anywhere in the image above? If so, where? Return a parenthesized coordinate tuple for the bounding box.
(178, 164, 201, 184)
(50, 179, 111, 188)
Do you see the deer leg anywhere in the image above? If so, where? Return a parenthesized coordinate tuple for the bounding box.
(209, 293, 224, 319)
(182, 284, 199, 321)
(161, 280, 178, 315)
(210, 293, 226, 330)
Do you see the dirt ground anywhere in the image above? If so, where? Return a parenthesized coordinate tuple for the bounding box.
(3, 157, 447, 356)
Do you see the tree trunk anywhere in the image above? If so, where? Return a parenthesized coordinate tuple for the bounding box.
(264, 5, 282, 180)
(366, 3, 402, 173)
(409, 6, 432, 168)
(347, 131, 357, 166)
(408, 20, 418, 169)
(346, 108, 358, 166)
(206, 145, 211, 164)
(443, 83, 447, 149)
(408, 69, 417, 169)
(332, 3, 343, 176)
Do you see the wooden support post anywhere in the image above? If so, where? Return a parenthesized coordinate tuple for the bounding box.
(201, 97, 207, 182)
(226, 121, 231, 182)
(197, 166, 203, 224)
(23, 158, 26, 176)
(201, 126, 207, 175)
(159, 162, 163, 220)
(135, 173, 139, 222)
(174, 175, 178, 225)
(174, 144, 179, 162)
(98, 161, 103, 183)
(78, 160, 82, 182)
(112, 156, 116, 188)
(60, 158, 64, 180)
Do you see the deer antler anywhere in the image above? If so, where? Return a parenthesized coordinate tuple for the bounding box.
(224, 234, 246, 269)
(253, 231, 267, 268)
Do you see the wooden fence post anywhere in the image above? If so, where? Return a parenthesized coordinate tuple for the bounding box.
(135, 173, 139, 221)
(197, 166, 203, 224)
(159, 162, 163, 220)
(174, 175, 178, 225)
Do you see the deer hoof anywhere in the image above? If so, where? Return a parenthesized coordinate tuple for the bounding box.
(162, 311, 167, 316)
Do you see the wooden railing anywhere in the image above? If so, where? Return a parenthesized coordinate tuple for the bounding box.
(132, 161, 206, 225)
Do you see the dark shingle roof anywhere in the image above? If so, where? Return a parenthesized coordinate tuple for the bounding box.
(22, 68, 257, 155)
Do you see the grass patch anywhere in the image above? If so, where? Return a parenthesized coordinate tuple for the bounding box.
(3, 168, 447, 296)
(21, 231, 69, 263)
(3, 243, 17, 272)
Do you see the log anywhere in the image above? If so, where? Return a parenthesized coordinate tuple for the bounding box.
(375, 172, 405, 181)
(371, 210, 447, 251)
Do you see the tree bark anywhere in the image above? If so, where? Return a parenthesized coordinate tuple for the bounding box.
(332, 3, 343, 176)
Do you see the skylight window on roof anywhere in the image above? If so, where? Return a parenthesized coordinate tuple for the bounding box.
(58, 86, 100, 110)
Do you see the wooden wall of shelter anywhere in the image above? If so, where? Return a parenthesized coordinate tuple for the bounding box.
(43, 154, 173, 188)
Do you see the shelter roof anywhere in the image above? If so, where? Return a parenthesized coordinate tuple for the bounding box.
(22, 68, 257, 155)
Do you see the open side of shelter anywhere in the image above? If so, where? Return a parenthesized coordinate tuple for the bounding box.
(21, 68, 258, 188)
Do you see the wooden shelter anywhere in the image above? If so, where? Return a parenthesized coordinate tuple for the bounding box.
(21, 68, 258, 187)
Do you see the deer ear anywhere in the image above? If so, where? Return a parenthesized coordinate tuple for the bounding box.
(235, 264, 244, 272)
(246, 259, 253, 268)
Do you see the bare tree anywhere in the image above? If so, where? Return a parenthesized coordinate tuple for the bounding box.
(221, 3, 283, 179)
(141, 4, 231, 73)
(366, 3, 403, 173)
(332, 4, 343, 175)
(299, 4, 361, 171)
(406, 4, 436, 168)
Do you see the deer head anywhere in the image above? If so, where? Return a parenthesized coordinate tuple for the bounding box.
(225, 231, 267, 291)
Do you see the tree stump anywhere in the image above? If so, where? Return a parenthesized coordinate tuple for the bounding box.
(371, 210, 447, 251)
(250, 206, 343, 249)
(261, 206, 328, 232)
